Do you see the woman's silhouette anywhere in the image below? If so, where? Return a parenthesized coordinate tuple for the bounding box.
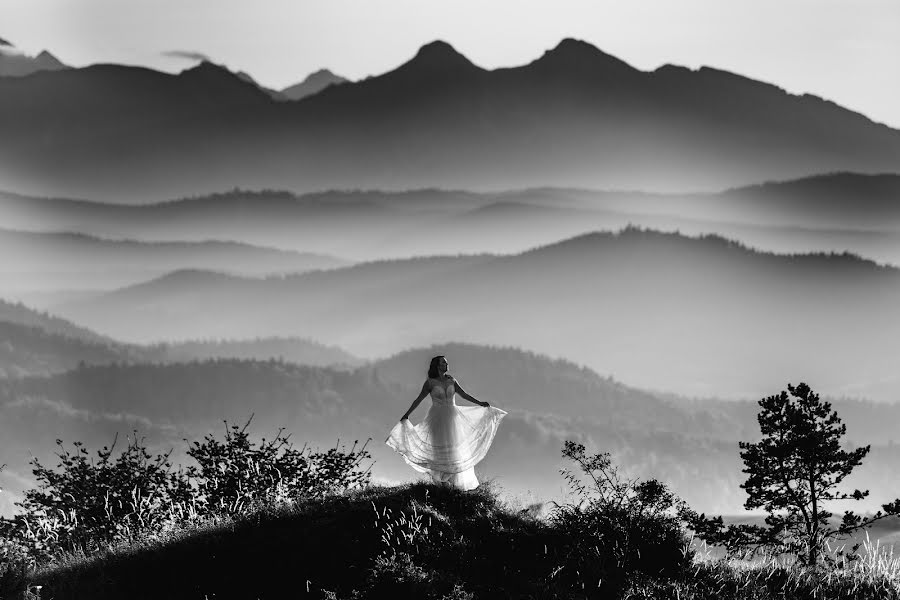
(386, 355, 507, 490)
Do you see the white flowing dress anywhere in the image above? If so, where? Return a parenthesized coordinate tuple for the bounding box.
(386, 376, 507, 490)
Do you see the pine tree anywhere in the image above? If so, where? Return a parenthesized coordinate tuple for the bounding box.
(690, 382, 900, 565)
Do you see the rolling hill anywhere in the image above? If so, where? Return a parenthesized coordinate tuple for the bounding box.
(0, 227, 349, 293)
(3, 345, 900, 519)
(51, 228, 900, 403)
(0, 298, 362, 376)
(3, 174, 900, 266)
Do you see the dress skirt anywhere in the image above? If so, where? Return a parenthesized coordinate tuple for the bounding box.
(386, 401, 507, 490)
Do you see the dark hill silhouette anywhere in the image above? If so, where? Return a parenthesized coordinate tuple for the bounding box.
(525, 37, 641, 79)
(1, 40, 897, 200)
(52, 228, 900, 402)
(394, 39, 482, 77)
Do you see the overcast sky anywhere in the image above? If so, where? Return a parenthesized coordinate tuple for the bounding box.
(3, 0, 899, 127)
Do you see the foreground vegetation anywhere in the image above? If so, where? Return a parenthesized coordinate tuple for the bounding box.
(3, 383, 900, 598)
(3, 481, 900, 599)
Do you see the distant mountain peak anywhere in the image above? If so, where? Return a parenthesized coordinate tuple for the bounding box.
(305, 68, 341, 82)
(554, 37, 600, 53)
(179, 60, 249, 86)
(34, 50, 66, 69)
(0, 41, 69, 76)
(182, 59, 231, 76)
(175, 60, 274, 104)
(531, 37, 637, 74)
(279, 68, 349, 101)
(403, 39, 478, 72)
(416, 39, 460, 56)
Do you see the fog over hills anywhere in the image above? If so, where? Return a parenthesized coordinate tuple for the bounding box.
(0, 227, 349, 295)
(3, 344, 900, 519)
(0, 299, 114, 344)
(2, 29, 898, 544)
(0, 299, 362, 377)
(1, 39, 897, 200)
(4, 173, 900, 267)
(50, 228, 900, 403)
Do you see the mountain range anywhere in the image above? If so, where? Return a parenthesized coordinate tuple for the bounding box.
(1, 38, 897, 201)
(233, 67, 349, 101)
(47, 227, 900, 403)
(4, 173, 900, 268)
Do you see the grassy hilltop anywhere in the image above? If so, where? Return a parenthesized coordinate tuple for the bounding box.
(4, 481, 899, 600)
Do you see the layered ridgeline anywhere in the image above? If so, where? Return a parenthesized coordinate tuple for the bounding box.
(4, 174, 900, 267)
(0, 227, 348, 295)
(3, 338, 900, 520)
(1, 39, 898, 200)
(0, 299, 361, 377)
(49, 228, 900, 403)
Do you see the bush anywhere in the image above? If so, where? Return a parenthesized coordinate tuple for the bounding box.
(0, 531, 32, 599)
(0, 418, 373, 568)
(185, 416, 371, 515)
(2, 434, 190, 561)
(549, 441, 694, 593)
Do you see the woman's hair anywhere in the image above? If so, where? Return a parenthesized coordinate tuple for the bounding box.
(427, 355, 446, 379)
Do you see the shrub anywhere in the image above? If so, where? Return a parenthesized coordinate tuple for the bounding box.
(550, 441, 694, 593)
(2, 433, 190, 561)
(0, 528, 32, 599)
(184, 416, 372, 515)
(0, 417, 373, 568)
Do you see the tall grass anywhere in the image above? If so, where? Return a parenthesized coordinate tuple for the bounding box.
(622, 532, 900, 599)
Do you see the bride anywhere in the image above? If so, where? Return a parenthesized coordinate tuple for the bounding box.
(386, 355, 507, 490)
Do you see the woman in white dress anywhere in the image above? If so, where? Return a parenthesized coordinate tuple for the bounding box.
(386, 355, 507, 490)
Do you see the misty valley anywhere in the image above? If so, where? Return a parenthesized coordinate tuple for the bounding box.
(2, 32, 900, 599)
(3, 178, 900, 522)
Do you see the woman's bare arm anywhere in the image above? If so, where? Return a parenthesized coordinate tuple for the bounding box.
(453, 378, 489, 407)
(401, 380, 433, 421)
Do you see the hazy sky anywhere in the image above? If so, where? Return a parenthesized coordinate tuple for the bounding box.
(3, 0, 899, 127)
